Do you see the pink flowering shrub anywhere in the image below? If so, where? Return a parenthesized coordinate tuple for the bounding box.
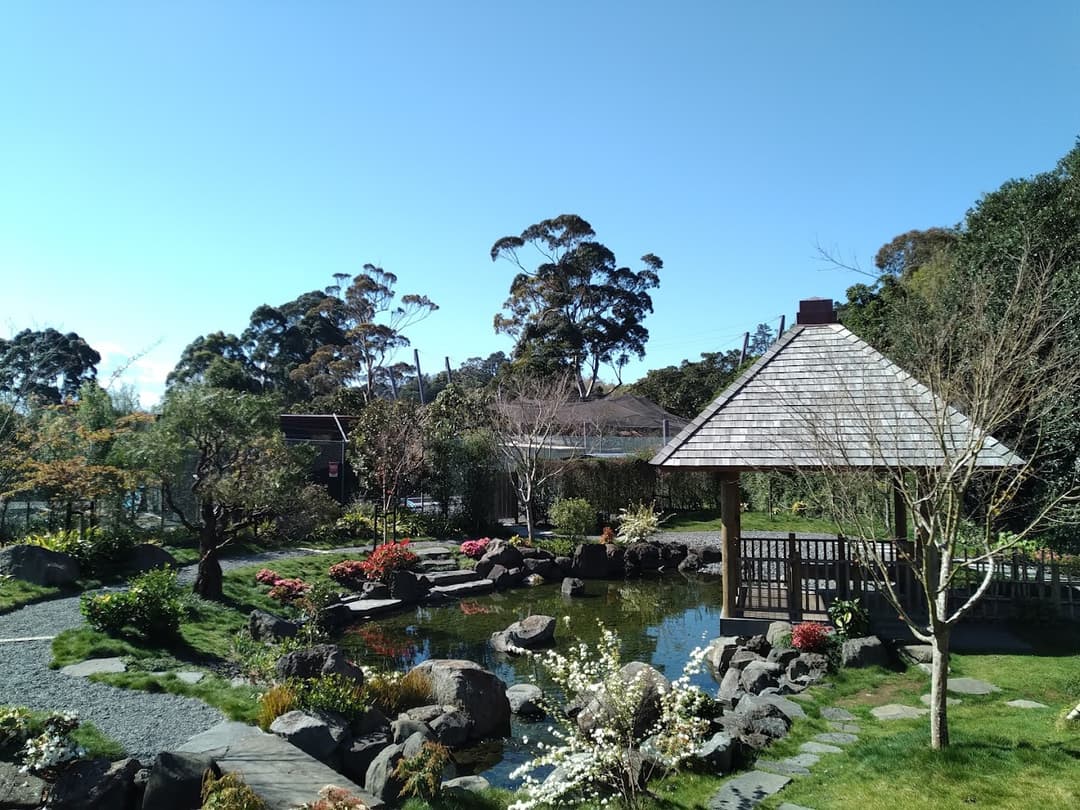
(791, 621, 831, 652)
(328, 560, 367, 589)
(459, 538, 490, 560)
(267, 577, 310, 603)
(255, 568, 280, 585)
(359, 540, 419, 583)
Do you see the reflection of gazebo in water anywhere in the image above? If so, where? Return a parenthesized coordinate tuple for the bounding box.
(651, 298, 1022, 629)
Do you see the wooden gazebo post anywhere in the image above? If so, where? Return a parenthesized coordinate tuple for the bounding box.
(720, 470, 741, 618)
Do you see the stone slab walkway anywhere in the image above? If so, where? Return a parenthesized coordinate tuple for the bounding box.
(708, 770, 791, 809)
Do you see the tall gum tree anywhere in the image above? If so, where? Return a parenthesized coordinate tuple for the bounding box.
(490, 214, 661, 400)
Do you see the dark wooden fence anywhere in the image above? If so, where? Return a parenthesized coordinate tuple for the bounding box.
(737, 533, 1080, 622)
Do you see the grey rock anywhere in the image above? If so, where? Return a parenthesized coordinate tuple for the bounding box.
(125, 543, 178, 574)
(554, 556, 573, 575)
(522, 557, 561, 581)
(753, 694, 806, 722)
(404, 704, 444, 724)
(767, 647, 800, 667)
(755, 758, 811, 777)
(352, 706, 391, 736)
(704, 635, 743, 682)
(410, 659, 510, 740)
(828, 722, 861, 733)
(491, 614, 556, 653)
(49, 757, 141, 810)
(947, 677, 1001, 695)
(430, 709, 473, 748)
(365, 741, 406, 804)
(729, 649, 765, 671)
(340, 733, 391, 785)
(694, 732, 736, 774)
(0, 760, 47, 810)
(561, 577, 586, 596)
(486, 563, 524, 590)
(578, 662, 670, 739)
(270, 710, 350, 762)
(60, 657, 126, 677)
(623, 542, 662, 576)
(813, 732, 859, 745)
(766, 621, 793, 647)
(478, 538, 525, 570)
(717, 667, 744, 706)
(275, 644, 364, 685)
(678, 552, 702, 572)
(391, 717, 433, 744)
(819, 706, 855, 721)
(571, 542, 609, 578)
(707, 770, 790, 809)
(0, 544, 80, 586)
(787, 652, 829, 682)
(800, 741, 843, 755)
(733, 694, 792, 743)
(740, 661, 782, 694)
(402, 730, 433, 759)
(899, 643, 934, 664)
(605, 544, 626, 576)
(361, 580, 391, 599)
(506, 683, 545, 716)
(443, 775, 491, 793)
(871, 704, 927, 721)
(744, 634, 771, 655)
(143, 751, 220, 810)
(1006, 699, 1049, 709)
(841, 636, 890, 669)
(389, 569, 429, 602)
(248, 609, 300, 642)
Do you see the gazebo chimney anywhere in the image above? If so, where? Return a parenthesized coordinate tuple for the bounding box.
(796, 297, 837, 325)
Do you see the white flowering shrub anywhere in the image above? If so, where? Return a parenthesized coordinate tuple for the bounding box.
(19, 711, 87, 776)
(509, 620, 713, 809)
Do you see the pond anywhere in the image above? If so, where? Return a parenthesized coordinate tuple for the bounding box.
(338, 573, 725, 787)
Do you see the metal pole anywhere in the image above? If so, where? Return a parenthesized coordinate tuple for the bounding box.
(444, 356, 453, 383)
(740, 332, 749, 365)
(777, 314, 786, 339)
(414, 349, 426, 405)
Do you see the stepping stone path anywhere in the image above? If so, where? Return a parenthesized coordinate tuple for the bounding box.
(828, 721, 861, 733)
(1006, 699, 1049, 709)
(800, 741, 843, 755)
(871, 704, 929, 720)
(920, 693, 961, 707)
(812, 732, 859, 745)
(708, 770, 791, 809)
(819, 707, 855, 721)
(778, 805, 816, 810)
(947, 677, 1001, 695)
(60, 657, 127, 677)
(756, 753, 820, 777)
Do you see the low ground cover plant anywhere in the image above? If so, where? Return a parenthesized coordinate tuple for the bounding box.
(201, 770, 268, 810)
(0, 707, 87, 777)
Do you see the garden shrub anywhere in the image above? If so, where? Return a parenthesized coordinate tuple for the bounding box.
(358, 540, 418, 583)
(459, 538, 490, 559)
(335, 504, 377, 541)
(292, 673, 367, 722)
(201, 770, 268, 810)
(24, 526, 142, 576)
(14, 710, 87, 777)
(267, 578, 310, 603)
(296, 786, 369, 810)
(327, 560, 366, 589)
(550, 498, 596, 540)
(615, 502, 665, 544)
(791, 621, 831, 653)
(600, 526, 616, 544)
(81, 567, 186, 638)
(394, 740, 451, 801)
(827, 598, 870, 639)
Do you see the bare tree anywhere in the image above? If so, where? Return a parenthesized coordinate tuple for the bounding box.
(803, 251, 1080, 749)
(490, 373, 576, 541)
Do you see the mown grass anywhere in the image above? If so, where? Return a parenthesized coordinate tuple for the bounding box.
(0, 577, 62, 614)
(664, 509, 846, 535)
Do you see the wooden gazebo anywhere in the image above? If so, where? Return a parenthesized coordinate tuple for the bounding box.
(650, 298, 1022, 623)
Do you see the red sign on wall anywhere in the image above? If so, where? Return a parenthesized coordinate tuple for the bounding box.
(328, 462, 340, 478)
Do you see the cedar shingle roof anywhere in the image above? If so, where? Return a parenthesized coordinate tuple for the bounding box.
(650, 322, 1023, 470)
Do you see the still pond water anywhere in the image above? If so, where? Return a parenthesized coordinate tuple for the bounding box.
(338, 573, 725, 787)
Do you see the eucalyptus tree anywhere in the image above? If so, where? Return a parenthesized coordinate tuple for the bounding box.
(491, 214, 661, 400)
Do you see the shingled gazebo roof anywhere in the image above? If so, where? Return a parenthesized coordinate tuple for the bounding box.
(651, 307, 1023, 471)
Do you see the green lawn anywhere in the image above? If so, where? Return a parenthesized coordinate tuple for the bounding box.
(0, 577, 62, 614)
(663, 509, 846, 535)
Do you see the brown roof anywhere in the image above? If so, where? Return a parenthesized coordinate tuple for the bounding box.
(651, 322, 1023, 470)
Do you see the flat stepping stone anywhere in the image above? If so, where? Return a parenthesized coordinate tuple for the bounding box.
(871, 704, 928, 720)
(1006, 699, 1049, 709)
(709, 770, 791, 809)
(812, 732, 859, 745)
(899, 644, 933, 664)
(429, 580, 494, 598)
(61, 657, 126, 677)
(820, 707, 855, 721)
(757, 695, 806, 720)
(828, 721, 861, 733)
(344, 598, 403, 617)
(417, 559, 458, 572)
(920, 694, 960, 707)
(424, 570, 482, 586)
(779, 805, 817, 810)
(800, 741, 842, 755)
(755, 758, 811, 777)
(413, 546, 452, 558)
(947, 677, 1001, 695)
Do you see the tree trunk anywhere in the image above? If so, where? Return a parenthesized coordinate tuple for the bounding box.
(524, 499, 534, 542)
(193, 507, 224, 601)
(930, 626, 951, 749)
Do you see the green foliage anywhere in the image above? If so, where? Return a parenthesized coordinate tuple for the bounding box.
(555, 457, 656, 517)
(629, 348, 744, 419)
(256, 683, 299, 731)
(359, 540, 420, 583)
(24, 526, 143, 576)
(80, 566, 187, 638)
(201, 770, 268, 810)
(0, 328, 100, 404)
(361, 669, 433, 717)
(615, 502, 665, 544)
(395, 741, 451, 801)
(491, 214, 662, 400)
(549, 497, 596, 540)
(295, 785, 372, 810)
(827, 599, 870, 640)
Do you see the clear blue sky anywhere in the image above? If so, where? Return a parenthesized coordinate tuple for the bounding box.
(2, 2, 1078, 405)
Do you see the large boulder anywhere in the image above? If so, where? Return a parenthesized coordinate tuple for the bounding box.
(842, 636, 890, 669)
(430, 708, 473, 748)
(561, 577, 586, 597)
(522, 557, 561, 581)
(693, 732, 736, 774)
(125, 543, 177, 574)
(486, 564, 524, 590)
(340, 732, 391, 785)
(475, 539, 524, 577)
(739, 661, 782, 694)
(605, 544, 626, 576)
(248, 609, 300, 642)
(0, 760, 47, 809)
(389, 569, 429, 603)
(410, 659, 511, 740)
(624, 543, 662, 576)
(787, 652, 829, 683)
(365, 741, 406, 804)
(270, 709, 351, 762)
(571, 543, 609, 578)
(0, 544, 79, 586)
(142, 751, 220, 810)
(48, 757, 141, 810)
(490, 614, 557, 653)
(704, 635, 743, 683)
(766, 621, 793, 647)
(577, 662, 670, 739)
(275, 644, 364, 685)
(391, 717, 433, 744)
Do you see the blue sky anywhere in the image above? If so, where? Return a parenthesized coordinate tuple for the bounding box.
(2, 2, 1078, 405)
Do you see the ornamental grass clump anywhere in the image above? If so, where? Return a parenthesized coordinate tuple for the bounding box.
(508, 620, 712, 810)
(201, 770, 268, 810)
(615, 502, 666, 544)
